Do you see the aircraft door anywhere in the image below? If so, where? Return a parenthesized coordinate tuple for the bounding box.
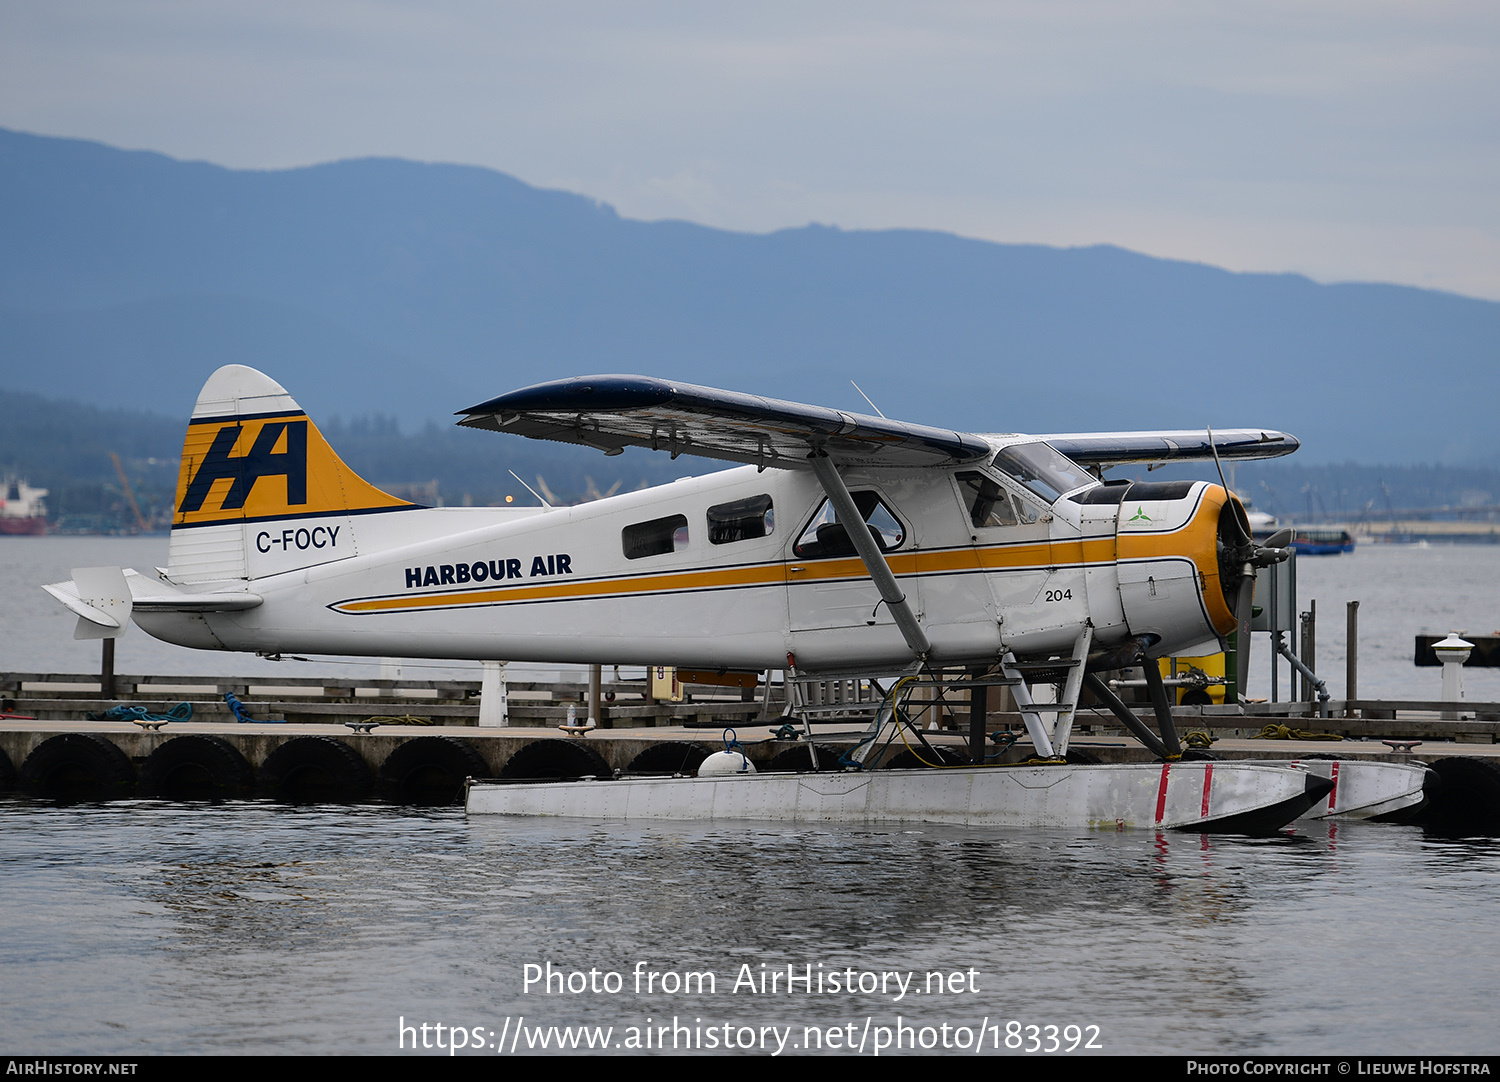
(786, 489, 909, 634)
(953, 469, 1060, 644)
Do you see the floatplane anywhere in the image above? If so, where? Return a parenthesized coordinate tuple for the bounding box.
(45, 366, 1428, 830)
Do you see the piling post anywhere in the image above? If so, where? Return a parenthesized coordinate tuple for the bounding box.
(1297, 613, 1307, 701)
(1300, 601, 1317, 705)
(1346, 601, 1360, 717)
(100, 638, 116, 700)
(589, 663, 604, 728)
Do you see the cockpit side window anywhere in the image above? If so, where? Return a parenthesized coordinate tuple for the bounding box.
(956, 471, 1019, 528)
(793, 492, 905, 558)
(992, 443, 1096, 504)
(956, 470, 1044, 527)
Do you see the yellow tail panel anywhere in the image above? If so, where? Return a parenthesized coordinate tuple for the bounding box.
(175, 410, 411, 527)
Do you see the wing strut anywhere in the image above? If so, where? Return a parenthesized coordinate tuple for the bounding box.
(807, 453, 931, 660)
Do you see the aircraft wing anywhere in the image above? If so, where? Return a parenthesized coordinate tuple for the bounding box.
(458, 375, 991, 470)
(1039, 429, 1299, 469)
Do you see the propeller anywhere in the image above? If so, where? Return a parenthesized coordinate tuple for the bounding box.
(1225, 515, 1293, 703)
(1205, 426, 1292, 703)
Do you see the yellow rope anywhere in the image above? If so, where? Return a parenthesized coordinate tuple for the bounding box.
(1256, 723, 1343, 741)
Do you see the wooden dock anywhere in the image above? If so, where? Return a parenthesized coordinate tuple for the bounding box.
(0, 670, 771, 728)
(2, 671, 1498, 817)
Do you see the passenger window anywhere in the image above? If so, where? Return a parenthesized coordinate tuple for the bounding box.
(707, 495, 774, 545)
(623, 514, 689, 559)
(793, 493, 905, 558)
(956, 472, 1019, 528)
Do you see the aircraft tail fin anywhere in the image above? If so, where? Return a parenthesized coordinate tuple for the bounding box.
(169, 366, 413, 583)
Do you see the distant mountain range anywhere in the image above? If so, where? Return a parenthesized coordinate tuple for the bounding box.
(2, 127, 1497, 464)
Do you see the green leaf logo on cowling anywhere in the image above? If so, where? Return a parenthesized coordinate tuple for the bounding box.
(1129, 506, 1151, 523)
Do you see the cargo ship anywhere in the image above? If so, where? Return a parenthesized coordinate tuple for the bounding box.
(0, 478, 48, 536)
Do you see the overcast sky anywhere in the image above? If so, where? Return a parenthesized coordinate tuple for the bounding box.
(4, 1, 1497, 299)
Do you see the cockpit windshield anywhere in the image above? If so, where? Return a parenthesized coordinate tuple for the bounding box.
(992, 443, 1096, 504)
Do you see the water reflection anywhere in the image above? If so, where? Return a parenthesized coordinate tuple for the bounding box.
(2, 799, 1497, 1054)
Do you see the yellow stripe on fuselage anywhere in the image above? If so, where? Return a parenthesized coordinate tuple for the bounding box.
(332, 488, 1231, 626)
(337, 537, 1100, 615)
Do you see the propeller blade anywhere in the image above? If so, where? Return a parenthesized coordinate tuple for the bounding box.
(1264, 527, 1293, 549)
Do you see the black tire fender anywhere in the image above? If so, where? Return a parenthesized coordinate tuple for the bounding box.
(624, 742, 712, 776)
(1421, 757, 1500, 834)
(883, 745, 970, 769)
(260, 736, 374, 802)
(379, 736, 490, 805)
(139, 735, 254, 800)
(20, 734, 135, 801)
(500, 740, 612, 781)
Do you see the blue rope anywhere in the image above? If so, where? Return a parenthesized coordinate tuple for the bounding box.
(91, 702, 193, 723)
(224, 692, 285, 724)
(721, 728, 752, 773)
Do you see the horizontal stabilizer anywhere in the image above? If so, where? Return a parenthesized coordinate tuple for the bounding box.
(40, 585, 120, 631)
(43, 568, 261, 634)
(43, 566, 132, 640)
(458, 375, 992, 470)
(121, 569, 264, 612)
(1040, 429, 1300, 468)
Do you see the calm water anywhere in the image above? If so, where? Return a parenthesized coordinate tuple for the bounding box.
(1, 802, 1498, 1056)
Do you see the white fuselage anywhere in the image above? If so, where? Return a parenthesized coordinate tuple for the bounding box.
(136, 458, 1233, 673)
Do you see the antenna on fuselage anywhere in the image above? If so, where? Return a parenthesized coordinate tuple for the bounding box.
(507, 470, 552, 509)
(850, 380, 886, 418)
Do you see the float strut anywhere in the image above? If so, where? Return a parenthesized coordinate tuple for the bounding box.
(1081, 672, 1172, 761)
(969, 674, 986, 764)
(1141, 658, 1184, 757)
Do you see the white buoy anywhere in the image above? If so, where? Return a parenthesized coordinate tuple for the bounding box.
(697, 750, 756, 776)
(1433, 632, 1474, 720)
